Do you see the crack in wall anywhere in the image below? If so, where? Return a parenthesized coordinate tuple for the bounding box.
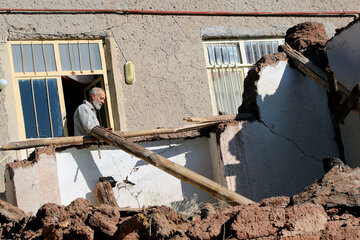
(259, 120, 322, 162)
(116, 138, 188, 207)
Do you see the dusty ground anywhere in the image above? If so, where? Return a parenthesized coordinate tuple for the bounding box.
(0, 165, 360, 239)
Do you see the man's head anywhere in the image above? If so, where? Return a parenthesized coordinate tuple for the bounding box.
(89, 87, 105, 110)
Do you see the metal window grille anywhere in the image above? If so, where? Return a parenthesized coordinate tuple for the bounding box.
(204, 39, 284, 114)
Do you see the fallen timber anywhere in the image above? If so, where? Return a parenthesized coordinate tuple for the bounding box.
(280, 43, 360, 113)
(0, 122, 218, 151)
(90, 126, 254, 206)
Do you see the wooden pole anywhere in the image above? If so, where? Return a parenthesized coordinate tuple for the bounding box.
(280, 43, 360, 113)
(0, 122, 217, 151)
(90, 126, 254, 206)
(94, 181, 119, 207)
(333, 83, 360, 125)
(183, 113, 254, 122)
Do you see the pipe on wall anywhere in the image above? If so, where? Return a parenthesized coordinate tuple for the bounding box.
(0, 8, 358, 17)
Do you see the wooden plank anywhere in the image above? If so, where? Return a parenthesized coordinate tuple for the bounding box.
(334, 83, 360, 125)
(280, 43, 360, 112)
(325, 67, 341, 113)
(90, 126, 255, 206)
(94, 181, 119, 207)
(0, 122, 218, 151)
(183, 113, 254, 122)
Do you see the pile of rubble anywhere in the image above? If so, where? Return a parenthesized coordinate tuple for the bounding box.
(0, 164, 359, 240)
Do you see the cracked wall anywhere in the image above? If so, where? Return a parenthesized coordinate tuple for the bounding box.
(327, 19, 360, 167)
(220, 60, 339, 201)
(56, 137, 216, 209)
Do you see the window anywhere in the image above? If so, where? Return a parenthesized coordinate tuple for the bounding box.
(9, 40, 113, 139)
(203, 39, 284, 114)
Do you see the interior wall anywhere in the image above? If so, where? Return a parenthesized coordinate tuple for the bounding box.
(56, 137, 215, 208)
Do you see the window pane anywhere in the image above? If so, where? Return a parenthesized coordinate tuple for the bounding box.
(59, 44, 71, 71)
(244, 42, 254, 64)
(11, 44, 23, 73)
(80, 43, 91, 70)
(266, 42, 273, 54)
(70, 43, 81, 71)
(47, 79, 64, 137)
(214, 46, 221, 65)
(90, 43, 102, 70)
(207, 46, 214, 66)
(44, 44, 56, 71)
(221, 46, 228, 64)
(210, 69, 222, 112)
(272, 41, 279, 53)
(22, 44, 35, 72)
(233, 45, 241, 64)
(18, 80, 37, 138)
(228, 46, 234, 64)
(33, 79, 52, 138)
(33, 45, 46, 72)
(251, 42, 260, 63)
(259, 42, 266, 58)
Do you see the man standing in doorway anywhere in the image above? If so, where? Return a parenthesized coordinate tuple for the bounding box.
(73, 87, 106, 136)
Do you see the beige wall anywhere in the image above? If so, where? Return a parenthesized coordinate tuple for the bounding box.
(0, 0, 357, 191)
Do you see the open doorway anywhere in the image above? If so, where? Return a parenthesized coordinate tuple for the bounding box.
(62, 74, 109, 136)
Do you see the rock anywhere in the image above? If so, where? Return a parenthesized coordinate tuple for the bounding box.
(63, 221, 94, 240)
(229, 204, 286, 239)
(36, 203, 70, 227)
(187, 205, 243, 239)
(281, 203, 328, 237)
(145, 206, 183, 239)
(66, 198, 93, 222)
(285, 22, 328, 51)
(0, 199, 26, 223)
(292, 166, 360, 208)
(87, 204, 120, 237)
(200, 203, 215, 219)
(260, 196, 290, 208)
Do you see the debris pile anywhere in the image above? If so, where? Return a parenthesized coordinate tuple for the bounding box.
(0, 165, 360, 239)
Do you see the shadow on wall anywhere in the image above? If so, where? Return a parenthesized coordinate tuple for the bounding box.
(70, 150, 103, 204)
(227, 63, 338, 202)
(141, 139, 215, 206)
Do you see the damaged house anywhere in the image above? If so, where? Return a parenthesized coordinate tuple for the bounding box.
(0, 0, 360, 228)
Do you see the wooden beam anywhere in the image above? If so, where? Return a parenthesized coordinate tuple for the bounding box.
(0, 122, 218, 151)
(90, 126, 255, 206)
(94, 181, 119, 207)
(183, 113, 254, 122)
(280, 43, 360, 112)
(333, 83, 360, 125)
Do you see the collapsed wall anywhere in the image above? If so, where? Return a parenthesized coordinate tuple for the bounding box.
(326, 18, 360, 168)
(220, 51, 338, 201)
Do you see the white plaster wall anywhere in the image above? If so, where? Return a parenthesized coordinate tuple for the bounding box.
(56, 137, 215, 208)
(221, 61, 338, 201)
(327, 20, 360, 167)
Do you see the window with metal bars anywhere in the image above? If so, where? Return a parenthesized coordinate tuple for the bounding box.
(204, 39, 284, 114)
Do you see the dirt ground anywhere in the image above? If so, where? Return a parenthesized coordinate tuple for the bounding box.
(0, 164, 359, 240)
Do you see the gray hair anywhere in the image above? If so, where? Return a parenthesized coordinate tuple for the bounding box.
(89, 87, 103, 98)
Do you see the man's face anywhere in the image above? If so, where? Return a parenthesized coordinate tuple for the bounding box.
(91, 90, 105, 110)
